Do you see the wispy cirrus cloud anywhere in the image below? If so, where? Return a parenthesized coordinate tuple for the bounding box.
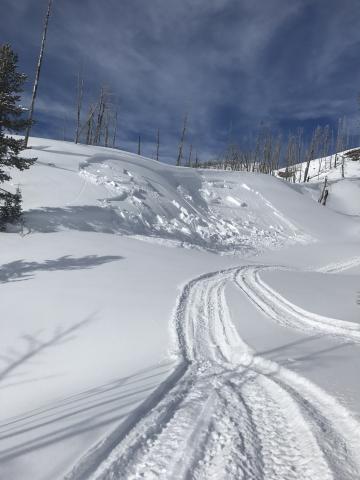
(2, 0, 360, 161)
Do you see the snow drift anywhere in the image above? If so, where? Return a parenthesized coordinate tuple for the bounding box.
(8, 139, 357, 252)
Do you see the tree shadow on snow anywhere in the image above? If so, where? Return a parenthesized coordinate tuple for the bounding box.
(23, 206, 125, 234)
(0, 316, 95, 386)
(0, 361, 174, 465)
(257, 333, 356, 373)
(21, 207, 257, 255)
(0, 254, 123, 284)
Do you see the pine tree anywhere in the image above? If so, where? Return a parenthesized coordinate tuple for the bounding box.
(0, 44, 36, 226)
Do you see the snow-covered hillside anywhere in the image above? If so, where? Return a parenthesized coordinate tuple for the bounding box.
(8, 139, 358, 250)
(277, 150, 360, 216)
(1, 138, 360, 480)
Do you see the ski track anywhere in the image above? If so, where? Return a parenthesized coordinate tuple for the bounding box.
(65, 257, 360, 480)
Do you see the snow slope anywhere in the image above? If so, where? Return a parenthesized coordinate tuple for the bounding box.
(1, 138, 360, 480)
(277, 150, 360, 216)
(9, 139, 358, 249)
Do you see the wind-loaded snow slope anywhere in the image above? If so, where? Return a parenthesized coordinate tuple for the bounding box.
(0, 138, 360, 480)
(10, 139, 357, 249)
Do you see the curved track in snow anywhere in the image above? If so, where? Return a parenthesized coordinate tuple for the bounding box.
(65, 259, 360, 480)
(236, 265, 360, 343)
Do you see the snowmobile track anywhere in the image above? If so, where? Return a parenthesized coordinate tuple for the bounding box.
(65, 258, 360, 480)
(235, 265, 360, 343)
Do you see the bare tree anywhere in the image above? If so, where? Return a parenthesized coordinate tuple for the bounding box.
(188, 143, 193, 167)
(104, 109, 111, 147)
(322, 188, 329, 206)
(303, 126, 321, 182)
(334, 117, 347, 168)
(283, 134, 296, 181)
(177, 113, 188, 166)
(341, 154, 345, 178)
(85, 103, 97, 145)
(75, 70, 84, 144)
(194, 151, 199, 168)
(294, 128, 303, 182)
(317, 125, 330, 179)
(318, 176, 328, 203)
(24, 0, 53, 147)
(112, 109, 118, 148)
(93, 87, 106, 145)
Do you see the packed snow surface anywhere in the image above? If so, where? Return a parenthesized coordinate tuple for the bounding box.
(1, 138, 360, 479)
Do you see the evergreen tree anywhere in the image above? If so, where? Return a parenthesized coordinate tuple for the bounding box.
(0, 43, 35, 226)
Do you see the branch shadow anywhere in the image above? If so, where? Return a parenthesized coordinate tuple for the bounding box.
(0, 255, 123, 284)
(0, 316, 95, 385)
(257, 333, 356, 373)
(0, 361, 174, 464)
(35, 160, 77, 172)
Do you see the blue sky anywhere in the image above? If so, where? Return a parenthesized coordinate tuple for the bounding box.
(2, 0, 360, 163)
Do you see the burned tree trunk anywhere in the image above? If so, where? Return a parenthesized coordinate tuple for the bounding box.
(176, 114, 188, 166)
(112, 109, 118, 148)
(188, 143, 193, 167)
(322, 188, 329, 206)
(75, 70, 84, 144)
(318, 176, 328, 203)
(24, 0, 53, 147)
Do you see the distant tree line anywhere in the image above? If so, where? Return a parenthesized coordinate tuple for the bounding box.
(70, 72, 357, 182)
(195, 118, 354, 183)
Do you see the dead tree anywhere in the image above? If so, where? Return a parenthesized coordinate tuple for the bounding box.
(137, 135, 141, 155)
(85, 104, 96, 145)
(322, 188, 329, 206)
(188, 143, 193, 167)
(24, 0, 53, 147)
(252, 132, 262, 173)
(271, 134, 282, 173)
(284, 134, 296, 181)
(335, 117, 347, 168)
(294, 128, 304, 182)
(341, 154, 345, 178)
(104, 109, 110, 147)
(303, 150, 312, 182)
(112, 109, 118, 148)
(318, 176, 328, 203)
(176, 114, 188, 166)
(93, 87, 106, 145)
(303, 127, 321, 182)
(75, 70, 84, 144)
(317, 125, 330, 179)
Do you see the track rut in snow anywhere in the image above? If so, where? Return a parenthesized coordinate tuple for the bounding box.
(236, 265, 360, 343)
(65, 260, 360, 480)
